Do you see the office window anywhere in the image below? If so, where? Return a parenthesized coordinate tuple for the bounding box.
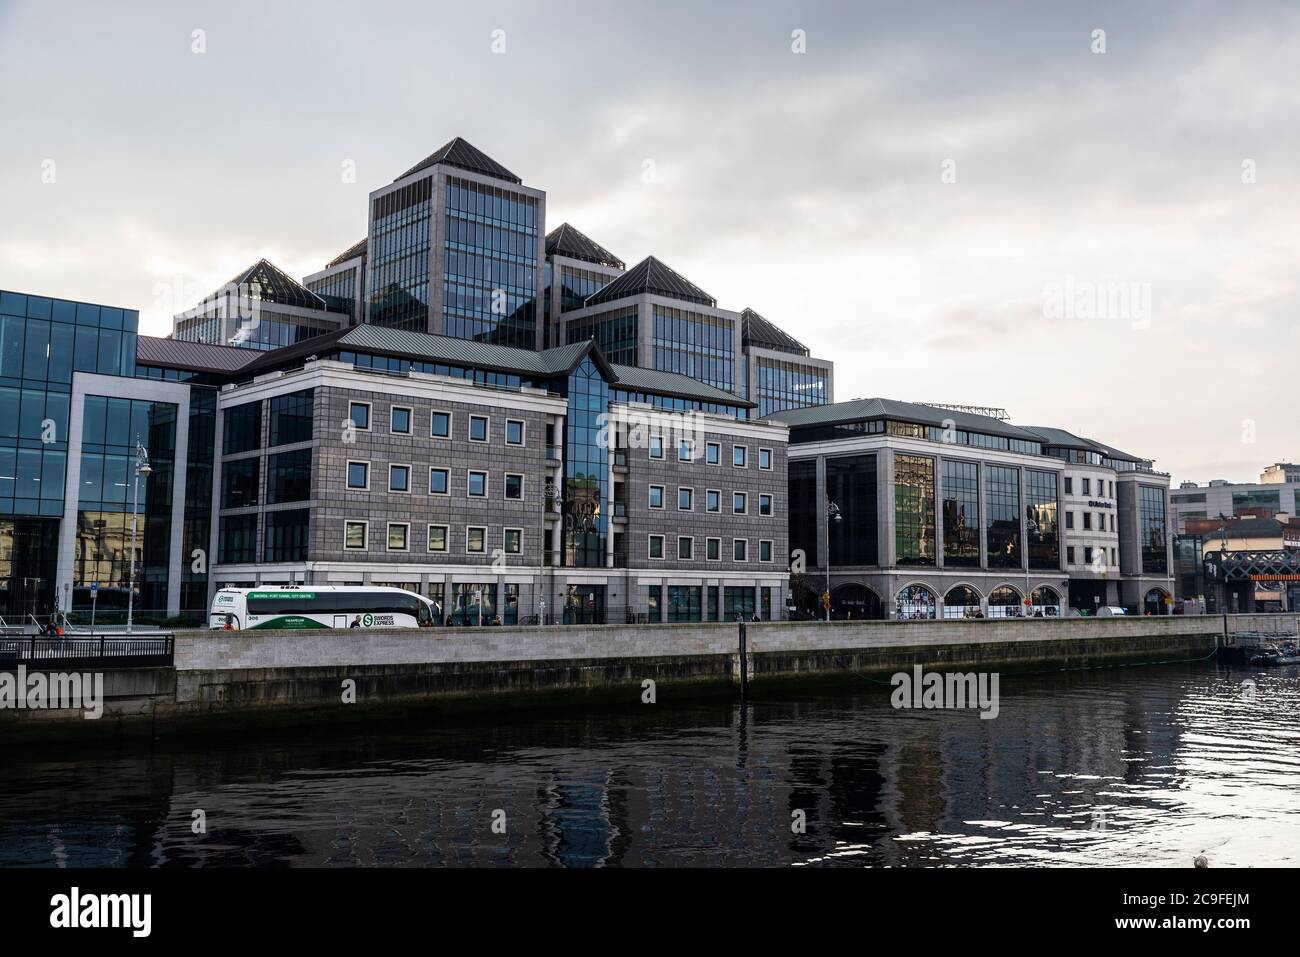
(649, 435, 663, 459)
(706, 442, 720, 465)
(223, 401, 262, 455)
(649, 485, 664, 509)
(706, 537, 721, 560)
(732, 445, 747, 468)
(466, 526, 486, 553)
(759, 494, 773, 516)
(678, 439, 693, 462)
(1064, 477, 1073, 494)
(1067, 546, 1076, 564)
(268, 390, 313, 446)
(1110, 514, 1115, 532)
(346, 461, 369, 490)
(898, 454, 938, 566)
(505, 473, 523, 500)
(733, 539, 748, 561)
(348, 401, 370, 430)
(264, 509, 309, 562)
(506, 419, 525, 446)
(678, 536, 693, 560)
(678, 487, 693, 510)
(427, 524, 448, 552)
(706, 489, 721, 512)
(469, 415, 489, 442)
(468, 470, 487, 497)
(733, 492, 747, 514)
(344, 521, 367, 550)
(222, 457, 260, 508)
(759, 540, 773, 562)
(387, 523, 409, 551)
(389, 464, 410, 493)
(649, 534, 664, 559)
(430, 467, 449, 495)
(1082, 478, 1091, 495)
(267, 448, 311, 504)
(430, 411, 450, 438)
(759, 448, 772, 470)
(1082, 512, 1092, 530)
(504, 528, 522, 554)
(390, 406, 411, 434)
(1066, 511, 1075, 529)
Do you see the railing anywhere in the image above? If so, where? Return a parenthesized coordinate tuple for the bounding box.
(613, 450, 628, 467)
(546, 444, 563, 462)
(613, 501, 627, 518)
(0, 635, 175, 668)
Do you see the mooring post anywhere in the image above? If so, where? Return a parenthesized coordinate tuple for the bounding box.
(738, 620, 748, 699)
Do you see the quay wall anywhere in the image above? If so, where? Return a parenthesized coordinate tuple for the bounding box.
(5, 615, 1275, 742)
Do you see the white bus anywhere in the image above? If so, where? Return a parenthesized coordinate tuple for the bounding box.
(209, 586, 437, 630)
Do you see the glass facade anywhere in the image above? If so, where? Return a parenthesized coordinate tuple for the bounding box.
(942, 459, 980, 567)
(264, 508, 309, 562)
(1140, 485, 1168, 574)
(562, 358, 609, 567)
(894, 454, 935, 566)
(444, 176, 539, 347)
(651, 307, 735, 393)
(369, 177, 433, 329)
(229, 311, 336, 351)
(985, 465, 1021, 568)
(754, 358, 828, 419)
(306, 268, 360, 321)
(1231, 489, 1281, 514)
(566, 307, 638, 366)
(827, 454, 877, 565)
(789, 459, 818, 569)
(74, 396, 176, 613)
(1025, 469, 1060, 570)
(667, 584, 703, 622)
(268, 389, 314, 445)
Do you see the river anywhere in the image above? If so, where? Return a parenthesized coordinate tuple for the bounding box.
(1, 660, 1297, 867)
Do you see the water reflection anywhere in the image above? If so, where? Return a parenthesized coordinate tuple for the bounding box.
(1, 662, 1297, 867)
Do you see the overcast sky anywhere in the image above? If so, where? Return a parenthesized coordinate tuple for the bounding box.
(2, 0, 1297, 485)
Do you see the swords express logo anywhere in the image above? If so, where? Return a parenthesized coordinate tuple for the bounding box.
(362, 614, 396, 627)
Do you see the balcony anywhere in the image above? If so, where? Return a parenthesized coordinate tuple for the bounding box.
(612, 501, 627, 520)
(613, 450, 628, 469)
(546, 444, 563, 463)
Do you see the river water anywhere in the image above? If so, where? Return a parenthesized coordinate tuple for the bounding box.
(1, 660, 1297, 867)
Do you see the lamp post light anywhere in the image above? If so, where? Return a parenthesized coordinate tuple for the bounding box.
(825, 499, 842, 622)
(126, 434, 152, 636)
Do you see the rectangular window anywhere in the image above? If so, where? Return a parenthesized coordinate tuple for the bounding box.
(649, 485, 664, 509)
(1110, 514, 1115, 532)
(1082, 478, 1091, 495)
(648, 534, 664, 559)
(346, 460, 369, 491)
(706, 489, 721, 512)
(759, 540, 773, 562)
(506, 419, 525, 445)
(1084, 546, 1094, 565)
(344, 520, 367, 550)
(1067, 546, 1076, 564)
(648, 585, 662, 623)
(733, 539, 748, 562)
(349, 401, 370, 431)
(504, 528, 522, 554)
(983, 462, 1017, 569)
(733, 491, 747, 514)
(649, 435, 663, 459)
(678, 439, 693, 462)
(732, 445, 747, 468)
(467, 470, 487, 497)
(427, 524, 448, 552)
(678, 487, 693, 510)
(706, 537, 721, 560)
(264, 508, 309, 562)
(389, 464, 411, 493)
(219, 514, 258, 563)
(504, 473, 523, 500)
(678, 536, 693, 560)
(1066, 511, 1075, 529)
(759, 494, 773, 516)
(466, 526, 486, 553)
(267, 448, 312, 504)
(469, 414, 489, 442)
(429, 467, 449, 495)
(222, 401, 262, 455)
(387, 523, 409, 551)
(1082, 512, 1092, 530)
(706, 442, 720, 465)
(430, 411, 451, 438)
(759, 448, 772, 470)
(390, 406, 411, 434)
(1064, 477, 1073, 494)
(267, 390, 313, 446)
(222, 457, 260, 508)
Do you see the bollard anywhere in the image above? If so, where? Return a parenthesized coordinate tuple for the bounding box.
(738, 620, 748, 700)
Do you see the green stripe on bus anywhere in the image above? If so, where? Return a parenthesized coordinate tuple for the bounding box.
(249, 616, 329, 629)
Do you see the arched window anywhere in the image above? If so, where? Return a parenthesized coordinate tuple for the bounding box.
(831, 583, 883, 620)
(988, 585, 1024, 619)
(896, 584, 937, 620)
(1030, 586, 1061, 618)
(942, 585, 982, 619)
(1143, 588, 1170, 616)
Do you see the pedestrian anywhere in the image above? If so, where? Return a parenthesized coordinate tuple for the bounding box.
(349, 615, 362, 628)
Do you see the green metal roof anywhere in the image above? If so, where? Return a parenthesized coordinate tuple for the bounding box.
(761, 397, 1043, 441)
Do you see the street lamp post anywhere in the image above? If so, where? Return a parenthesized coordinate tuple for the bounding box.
(825, 499, 842, 622)
(126, 434, 152, 636)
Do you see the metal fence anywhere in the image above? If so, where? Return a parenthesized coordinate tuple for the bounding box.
(0, 635, 174, 669)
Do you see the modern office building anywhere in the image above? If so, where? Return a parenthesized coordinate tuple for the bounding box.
(1170, 464, 1300, 532)
(304, 238, 367, 326)
(364, 137, 546, 349)
(542, 223, 625, 348)
(739, 308, 833, 419)
(765, 399, 1174, 619)
(173, 259, 347, 350)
